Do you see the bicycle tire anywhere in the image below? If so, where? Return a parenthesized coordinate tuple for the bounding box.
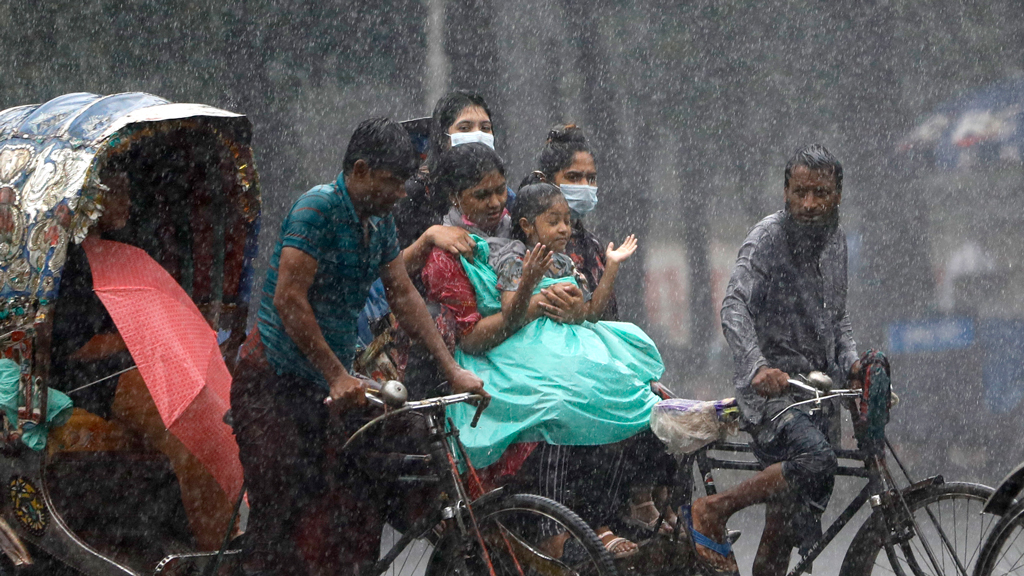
(974, 498, 1024, 576)
(840, 481, 998, 576)
(424, 492, 617, 576)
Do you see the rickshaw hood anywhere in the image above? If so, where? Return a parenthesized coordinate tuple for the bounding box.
(0, 92, 254, 301)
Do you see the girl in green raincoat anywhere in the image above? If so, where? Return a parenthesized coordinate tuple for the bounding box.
(449, 183, 664, 468)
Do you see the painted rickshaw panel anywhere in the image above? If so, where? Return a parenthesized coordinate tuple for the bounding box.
(0, 92, 261, 575)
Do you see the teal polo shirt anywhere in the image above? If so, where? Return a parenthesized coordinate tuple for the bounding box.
(256, 173, 401, 389)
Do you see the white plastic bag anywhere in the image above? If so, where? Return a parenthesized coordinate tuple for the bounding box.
(650, 398, 740, 456)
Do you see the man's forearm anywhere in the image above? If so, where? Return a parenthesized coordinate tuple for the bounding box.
(835, 312, 859, 375)
(721, 298, 768, 386)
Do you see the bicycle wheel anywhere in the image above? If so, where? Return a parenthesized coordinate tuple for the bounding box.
(975, 499, 1024, 576)
(425, 492, 617, 576)
(840, 482, 998, 576)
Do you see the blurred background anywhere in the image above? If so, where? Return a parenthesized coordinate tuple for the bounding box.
(2, 0, 1022, 485)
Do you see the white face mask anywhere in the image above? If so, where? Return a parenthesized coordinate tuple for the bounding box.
(449, 131, 495, 149)
(559, 184, 598, 217)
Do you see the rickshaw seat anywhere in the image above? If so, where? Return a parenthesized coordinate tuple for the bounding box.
(47, 407, 151, 455)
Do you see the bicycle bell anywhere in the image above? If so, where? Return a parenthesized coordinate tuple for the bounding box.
(380, 380, 408, 407)
(806, 371, 833, 392)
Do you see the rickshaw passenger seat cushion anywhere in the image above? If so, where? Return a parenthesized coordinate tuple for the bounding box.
(47, 407, 148, 454)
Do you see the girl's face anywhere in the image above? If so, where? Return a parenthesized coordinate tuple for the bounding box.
(552, 151, 597, 186)
(455, 170, 507, 233)
(447, 105, 493, 137)
(521, 199, 572, 253)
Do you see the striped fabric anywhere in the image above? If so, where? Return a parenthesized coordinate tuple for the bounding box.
(256, 173, 400, 389)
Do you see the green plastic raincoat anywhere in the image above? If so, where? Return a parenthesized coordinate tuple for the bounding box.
(448, 236, 663, 468)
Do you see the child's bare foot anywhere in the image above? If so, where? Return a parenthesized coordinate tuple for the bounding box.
(690, 498, 739, 573)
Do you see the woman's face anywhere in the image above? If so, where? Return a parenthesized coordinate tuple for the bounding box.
(447, 105, 493, 136)
(552, 151, 597, 186)
(455, 170, 507, 233)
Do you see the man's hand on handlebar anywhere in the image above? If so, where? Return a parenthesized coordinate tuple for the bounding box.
(326, 373, 371, 413)
(448, 367, 490, 408)
(752, 366, 790, 398)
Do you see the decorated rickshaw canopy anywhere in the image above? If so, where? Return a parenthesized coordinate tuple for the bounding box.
(0, 92, 259, 302)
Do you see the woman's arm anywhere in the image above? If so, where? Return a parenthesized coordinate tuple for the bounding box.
(402, 225, 476, 276)
(583, 235, 637, 322)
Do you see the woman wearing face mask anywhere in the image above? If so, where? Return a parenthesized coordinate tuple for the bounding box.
(395, 90, 499, 276)
(356, 91, 501, 379)
(528, 124, 617, 320)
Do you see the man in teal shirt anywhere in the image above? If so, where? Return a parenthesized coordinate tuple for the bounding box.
(232, 117, 486, 576)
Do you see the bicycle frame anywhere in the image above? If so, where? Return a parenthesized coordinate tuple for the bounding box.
(362, 405, 467, 576)
(346, 393, 507, 576)
(679, 439, 944, 576)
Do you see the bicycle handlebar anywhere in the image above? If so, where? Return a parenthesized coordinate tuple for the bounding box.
(772, 374, 862, 422)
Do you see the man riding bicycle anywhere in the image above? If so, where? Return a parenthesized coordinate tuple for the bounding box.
(230, 117, 486, 576)
(688, 144, 861, 576)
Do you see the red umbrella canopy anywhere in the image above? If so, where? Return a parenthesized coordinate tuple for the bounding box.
(81, 237, 242, 499)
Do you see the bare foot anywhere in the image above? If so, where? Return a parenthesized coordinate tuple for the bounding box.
(690, 497, 739, 572)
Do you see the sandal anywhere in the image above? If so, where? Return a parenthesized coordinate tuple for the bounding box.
(624, 500, 674, 534)
(679, 505, 739, 576)
(596, 530, 638, 560)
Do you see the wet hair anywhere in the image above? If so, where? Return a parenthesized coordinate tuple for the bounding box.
(426, 90, 493, 173)
(510, 183, 567, 243)
(430, 142, 506, 205)
(517, 171, 547, 190)
(342, 117, 418, 180)
(537, 124, 596, 181)
(784, 144, 843, 193)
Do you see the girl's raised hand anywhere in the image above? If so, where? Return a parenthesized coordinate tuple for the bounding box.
(521, 243, 553, 289)
(606, 234, 638, 265)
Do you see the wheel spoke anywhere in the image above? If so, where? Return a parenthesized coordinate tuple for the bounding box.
(846, 483, 997, 576)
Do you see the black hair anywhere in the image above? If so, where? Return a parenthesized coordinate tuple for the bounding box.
(430, 142, 506, 205)
(517, 171, 545, 190)
(426, 90, 493, 173)
(510, 183, 567, 243)
(537, 124, 596, 181)
(784, 144, 843, 193)
(342, 117, 418, 180)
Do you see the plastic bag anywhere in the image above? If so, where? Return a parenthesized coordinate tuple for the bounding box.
(650, 398, 740, 456)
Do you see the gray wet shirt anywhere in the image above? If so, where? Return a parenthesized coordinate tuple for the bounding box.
(721, 210, 859, 428)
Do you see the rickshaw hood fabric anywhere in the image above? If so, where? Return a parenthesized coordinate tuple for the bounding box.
(0, 92, 251, 302)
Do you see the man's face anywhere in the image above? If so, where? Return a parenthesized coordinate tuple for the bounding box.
(784, 165, 841, 223)
(349, 160, 407, 218)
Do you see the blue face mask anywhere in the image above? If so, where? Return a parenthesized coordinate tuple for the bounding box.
(450, 131, 495, 149)
(559, 184, 598, 217)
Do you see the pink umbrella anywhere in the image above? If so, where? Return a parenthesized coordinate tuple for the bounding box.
(81, 237, 243, 499)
